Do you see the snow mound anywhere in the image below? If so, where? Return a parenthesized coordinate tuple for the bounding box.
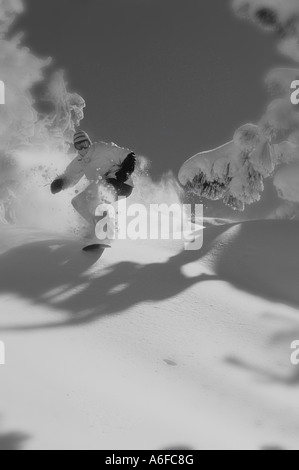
(1, 218, 299, 449)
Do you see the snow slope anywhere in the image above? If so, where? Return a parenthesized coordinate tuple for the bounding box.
(0, 219, 299, 450)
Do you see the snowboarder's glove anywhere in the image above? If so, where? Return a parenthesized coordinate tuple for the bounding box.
(115, 152, 136, 183)
(51, 178, 65, 194)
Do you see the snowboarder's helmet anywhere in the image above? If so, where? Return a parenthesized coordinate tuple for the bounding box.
(73, 130, 92, 146)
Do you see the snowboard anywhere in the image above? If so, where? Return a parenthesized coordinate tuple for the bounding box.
(82, 243, 111, 252)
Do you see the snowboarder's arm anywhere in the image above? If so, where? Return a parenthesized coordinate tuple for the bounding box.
(115, 152, 136, 183)
(62, 156, 86, 189)
(51, 157, 86, 194)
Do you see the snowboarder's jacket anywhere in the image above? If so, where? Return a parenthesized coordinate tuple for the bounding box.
(62, 141, 136, 189)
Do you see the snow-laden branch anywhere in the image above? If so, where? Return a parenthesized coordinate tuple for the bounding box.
(179, 93, 299, 210)
(179, 1, 299, 211)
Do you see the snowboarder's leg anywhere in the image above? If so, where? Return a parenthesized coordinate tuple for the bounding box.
(0, 202, 8, 224)
(5, 201, 16, 224)
(72, 183, 118, 242)
(71, 187, 96, 227)
(106, 179, 133, 199)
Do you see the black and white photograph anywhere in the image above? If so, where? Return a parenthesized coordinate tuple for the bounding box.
(0, 0, 299, 452)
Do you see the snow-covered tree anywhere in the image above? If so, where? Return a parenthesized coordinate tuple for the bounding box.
(179, 0, 299, 211)
(0, 0, 86, 156)
(0, 0, 86, 223)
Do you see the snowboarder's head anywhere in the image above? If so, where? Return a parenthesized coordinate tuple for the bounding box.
(74, 130, 92, 156)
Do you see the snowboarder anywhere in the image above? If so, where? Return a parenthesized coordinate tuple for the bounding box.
(50, 130, 136, 244)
